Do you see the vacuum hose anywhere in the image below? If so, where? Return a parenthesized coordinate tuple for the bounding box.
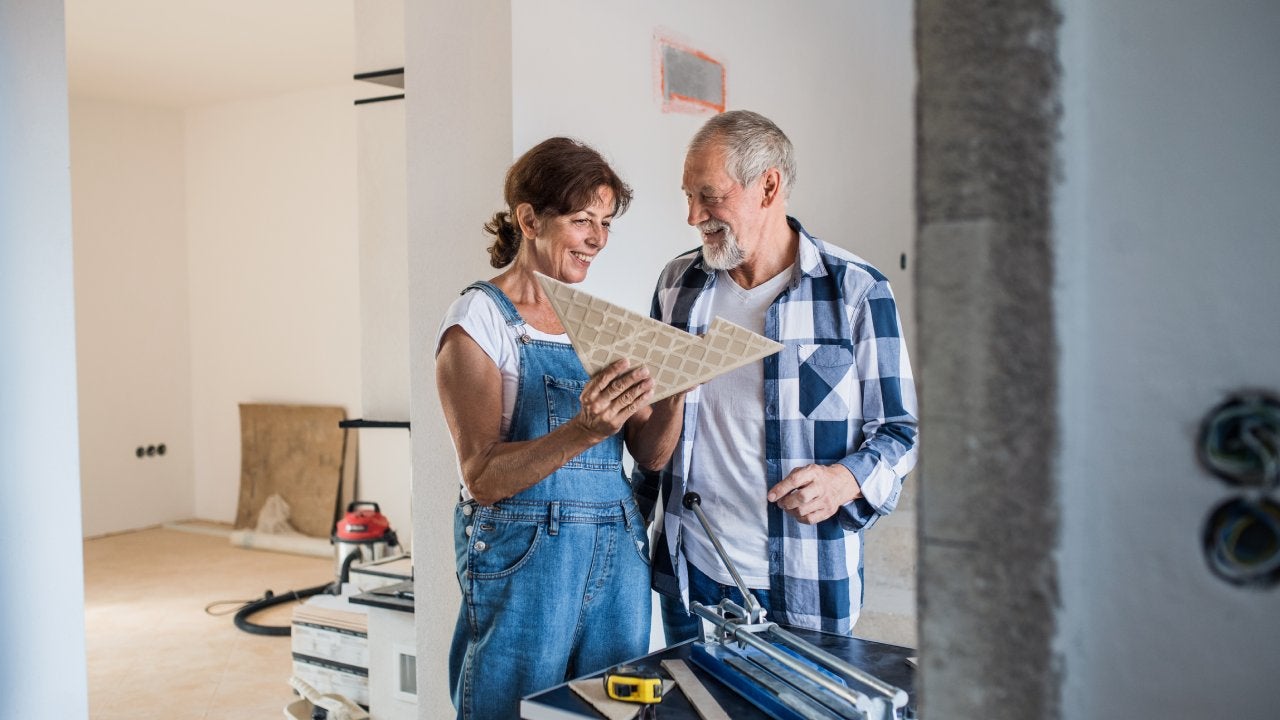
(233, 548, 365, 636)
(337, 547, 363, 587)
(233, 581, 335, 636)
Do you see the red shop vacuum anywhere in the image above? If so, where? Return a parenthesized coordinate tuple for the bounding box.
(232, 500, 401, 637)
(332, 501, 401, 585)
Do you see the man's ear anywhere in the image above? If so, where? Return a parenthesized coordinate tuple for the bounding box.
(760, 168, 783, 208)
(515, 203, 539, 239)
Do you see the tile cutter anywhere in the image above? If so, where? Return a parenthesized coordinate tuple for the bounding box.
(681, 492, 911, 720)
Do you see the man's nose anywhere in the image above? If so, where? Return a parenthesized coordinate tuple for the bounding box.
(686, 198, 706, 226)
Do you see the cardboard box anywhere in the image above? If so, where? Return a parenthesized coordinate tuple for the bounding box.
(291, 595, 370, 705)
(291, 654, 369, 708)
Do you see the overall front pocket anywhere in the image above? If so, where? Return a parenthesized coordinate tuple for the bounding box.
(467, 511, 545, 580)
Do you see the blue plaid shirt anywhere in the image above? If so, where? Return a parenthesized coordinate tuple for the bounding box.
(633, 217, 918, 634)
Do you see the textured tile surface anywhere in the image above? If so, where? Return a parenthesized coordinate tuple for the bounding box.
(537, 272, 783, 401)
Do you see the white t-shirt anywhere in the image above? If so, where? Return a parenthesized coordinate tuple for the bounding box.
(435, 287, 568, 499)
(683, 266, 794, 588)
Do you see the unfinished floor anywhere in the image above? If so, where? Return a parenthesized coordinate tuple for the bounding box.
(83, 524, 333, 720)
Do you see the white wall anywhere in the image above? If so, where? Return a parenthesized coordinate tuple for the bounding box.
(407, 2, 917, 713)
(71, 96, 196, 537)
(186, 85, 362, 524)
(355, 0, 407, 428)
(510, 0, 917, 645)
(407, 2, 514, 715)
(512, 1, 916, 326)
(69, 85, 365, 535)
(0, 0, 90, 715)
(1057, 1, 1280, 717)
(354, 97, 413, 543)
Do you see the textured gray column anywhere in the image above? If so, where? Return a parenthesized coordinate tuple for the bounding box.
(915, 2, 1062, 718)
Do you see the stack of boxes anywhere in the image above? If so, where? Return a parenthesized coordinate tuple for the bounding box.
(291, 594, 371, 707)
(290, 554, 413, 709)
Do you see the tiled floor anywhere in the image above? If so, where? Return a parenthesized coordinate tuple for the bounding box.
(83, 524, 334, 720)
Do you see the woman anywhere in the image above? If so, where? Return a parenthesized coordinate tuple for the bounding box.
(435, 137, 684, 720)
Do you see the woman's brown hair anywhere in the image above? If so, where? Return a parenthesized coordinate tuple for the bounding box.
(484, 137, 633, 268)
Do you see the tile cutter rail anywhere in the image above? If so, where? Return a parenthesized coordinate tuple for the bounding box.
(681, 492, 911, 720)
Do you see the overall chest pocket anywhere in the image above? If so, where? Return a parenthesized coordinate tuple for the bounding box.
(796, 343, 857, 420)
(544, 375, 623, 471)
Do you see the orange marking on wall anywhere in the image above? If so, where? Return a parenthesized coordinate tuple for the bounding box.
(653, 32, 725, 115)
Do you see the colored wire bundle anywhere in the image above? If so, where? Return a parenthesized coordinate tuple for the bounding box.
(1198, 393, 1280, 489)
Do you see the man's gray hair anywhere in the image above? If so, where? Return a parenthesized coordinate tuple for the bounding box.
(689, 110, 797, 198)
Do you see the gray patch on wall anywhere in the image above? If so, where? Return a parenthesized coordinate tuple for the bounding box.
(663, 44, 723, 109)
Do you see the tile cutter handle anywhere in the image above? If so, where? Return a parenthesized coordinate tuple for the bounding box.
(683, 492, 765, 623)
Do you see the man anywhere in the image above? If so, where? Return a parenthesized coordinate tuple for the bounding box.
(634, 110, 918, 641)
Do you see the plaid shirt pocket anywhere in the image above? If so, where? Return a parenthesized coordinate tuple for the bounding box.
(796, 343, 856, 420)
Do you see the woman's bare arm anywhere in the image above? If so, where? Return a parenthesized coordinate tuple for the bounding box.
(436, 326, 653, 505)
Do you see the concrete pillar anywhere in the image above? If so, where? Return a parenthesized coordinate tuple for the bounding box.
(915, 2, 1063, 718)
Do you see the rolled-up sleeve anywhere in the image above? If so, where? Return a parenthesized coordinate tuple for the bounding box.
(837, 281, 918, 531)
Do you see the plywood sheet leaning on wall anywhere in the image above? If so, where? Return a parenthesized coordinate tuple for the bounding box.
(236, 404, 358, 539)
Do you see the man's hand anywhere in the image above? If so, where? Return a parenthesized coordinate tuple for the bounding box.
(767, 464, 862, 524)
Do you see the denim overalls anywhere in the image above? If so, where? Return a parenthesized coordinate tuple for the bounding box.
(448, 281, 651, 720)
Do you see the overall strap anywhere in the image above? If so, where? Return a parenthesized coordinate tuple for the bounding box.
(463, 281, 524, 327)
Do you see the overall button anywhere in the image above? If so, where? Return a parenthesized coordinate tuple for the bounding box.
(474, 541, 487, 552)
(462, 505, 474, 516)
(464, 525, 473, 537)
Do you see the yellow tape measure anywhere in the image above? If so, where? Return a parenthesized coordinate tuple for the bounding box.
(603, 664, 663, 704)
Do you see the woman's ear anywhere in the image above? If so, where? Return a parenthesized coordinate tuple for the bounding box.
(515, 203, 539, 240)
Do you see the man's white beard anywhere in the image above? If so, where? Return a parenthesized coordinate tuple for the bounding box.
(699, 220, 744, 271)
